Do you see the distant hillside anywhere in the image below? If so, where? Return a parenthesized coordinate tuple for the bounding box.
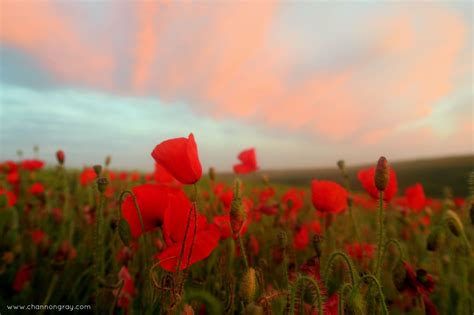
(219, 155, 473, 198)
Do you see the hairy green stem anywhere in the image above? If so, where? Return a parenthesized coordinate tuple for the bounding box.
(374, 191, 385, 279)
(238, 234, 249, 270)
(355, 275, 388, 315)
(323, 251, 357, 286)
(289, 275, 323, 315)
(39, 273, 59, 315)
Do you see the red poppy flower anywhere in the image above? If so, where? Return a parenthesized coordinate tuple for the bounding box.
(80, 168, 97, 186)
(108, 171, 117, 181)
(345, 242, 375, 262)
(311, 180, 348, 214)
(130, 172, 141, 182)
(453, 197, 465, 208)
(29, 183, 45, 195)
(31, 229, 46, 245)
(0, 188, 17, 206)
(357, 167, 397, 201)
(249, 235, 260, 256)
(233, 148, 258, 174)
(395, 262, 435, 296)
(153, 163, 176, 184)
(21, 159, 45, 171)
(119, 172, 128, 181)
(7, 172, 20, 185)
(114, 266, 135, 309)
(293, 225, 310, 250)
(213, 214, 248, 240)
(258, 186, 275, 203)
(151, 133, 202, 185)
(282, 188, 304, 221)
(56, 150, 65, 164)
(1, 160, 18, 173)
(157, 194, 220, 271)
(405, 183, 426, 212)
(122, 184, 184, 238)
(13, 264, 34, 292)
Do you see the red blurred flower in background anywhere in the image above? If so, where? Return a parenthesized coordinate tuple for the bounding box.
(357, 167, 397, 201)
(114, 266, 135, 309)
(345, 242, 375, 262)
(293, 225, 310, 250)
(29, 183, 45, 195)
(0, 188, 17, 206)
(311, 180, 348, 214)
(13, 264, 34, 292)
(21, 159, 45, 172)
(233, 148, 258, 174)
(405, 183, 426, 212)
(151, 133, 202, 184)
(80, 168, 97, 186)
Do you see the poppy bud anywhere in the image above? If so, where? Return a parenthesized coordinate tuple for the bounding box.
(209, 167, 216, 182)
(93, 165, 102, 177)
(118, 219, 132, 246)
(277, 231, 288, 249)
(312, 234, 324, 258)
(346, 289, 366, 315)
(374, 156, 389, 192)
(240, 267, 257, 304)
(96, 177, 109, 194)
(17, 149, 23, 158)
(243, 303, 264, 315)
(105, 155, 111, 167)
(262, 174, 269, 185)
(444, 210, 463, 237)
(392, 261, 407, 292)
(56, 150, 65, 165)
(426, 226, 445, 251)
(337, 160, 345, 171)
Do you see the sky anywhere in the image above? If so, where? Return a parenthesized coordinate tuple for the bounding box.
(0, 1, 472, 172)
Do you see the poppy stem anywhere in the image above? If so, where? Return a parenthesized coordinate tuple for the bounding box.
(382, 238, 404, 266)
(119, 190, 146, 236)
(323, 251, 357, 286)
(289, 275, 323, 315)
(238, 234, 249, 270)
(39, 273, 59, 315)
(355, 275, 388, 315)
(374, 191, 385, 279)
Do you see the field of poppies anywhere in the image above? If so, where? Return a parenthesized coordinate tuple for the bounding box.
(0, 134, 472, 315)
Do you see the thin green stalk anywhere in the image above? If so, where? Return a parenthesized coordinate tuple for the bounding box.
(374, 191, 385, 279)
(323, 251, 357, 286)
(238, 234, 249, 270)
(354, 275, 388, 315)
(39, 273, 59, 315)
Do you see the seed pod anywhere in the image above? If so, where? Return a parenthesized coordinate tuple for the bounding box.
(105, 155, 112, 167)
(426, 226, 445, 251)
(209, 167, 216, 182)
(96, 177, 109, 194)
(392, 261, 407, 292)
(243, 303, 264, 315)
(118, 219, 132, 246)
(337, 160, 345, 171)
(375, 156, 389, 192)
(56, 150, 65, 165)
(444, 210, 463, 237)
(93, 164, 102, 176)
(240, 267, 257, 304)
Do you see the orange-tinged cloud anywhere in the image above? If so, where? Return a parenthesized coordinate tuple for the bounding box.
(0, 0, 114, 88)
(1, 1, 470, 146)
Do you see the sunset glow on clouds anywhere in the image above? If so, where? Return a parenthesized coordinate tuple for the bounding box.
(0, 1, 472, 170)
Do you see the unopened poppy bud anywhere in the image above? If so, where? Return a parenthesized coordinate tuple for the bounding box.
(426, 226, 445, 251)
(56, 150, 65, 165)
(444, 210, 463, 237)
(375, 156, 389, 192)
(243, 303, 264, 315)
(118, 219, 132, 246)
(93, 165, 102, 177)
(392, 261, 407, 292)
(209, 167, 216, 182)
(277, 231, 288, 250)
(240, 267, 257, 304)
(96, 177, 109, 194)
(17, 149, 23, 158)
(230, 197, 245, 235)
(262, 174, 269, 185)
(337, 160, 345, 171)
(105, 155, 111, 167)
(312, 234, 324, 258)
(346, 289, 366, 315)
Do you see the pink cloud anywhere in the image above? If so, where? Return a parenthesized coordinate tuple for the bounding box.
(1, 2, 470, 146)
